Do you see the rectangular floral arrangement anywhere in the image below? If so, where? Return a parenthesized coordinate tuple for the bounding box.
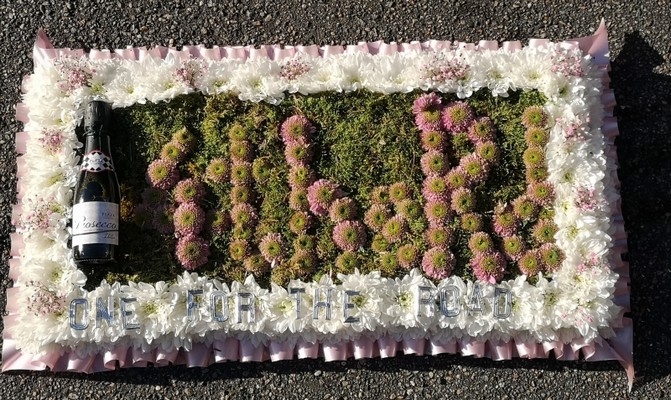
(5, 23, 632, 384)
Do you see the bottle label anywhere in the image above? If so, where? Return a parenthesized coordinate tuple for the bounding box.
(81, 150, 115, 172)
(72, 202, 119, 246)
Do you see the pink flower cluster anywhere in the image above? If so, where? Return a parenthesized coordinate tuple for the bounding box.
(280, 57, 312, 81)
(140, 128, 220, 270)
(281, 115, 321, 272)
(365, 183, 419, 271)
(494, 106, 561, 278)
(55, 57, 94, 94)
(422, 52, 470, 85)
(38, 127, 65, 154)
(412, 93, 501, 281)
(175, 59, 206, 88)
(551, 48, 585, 78)
(26, 281, 66, 317)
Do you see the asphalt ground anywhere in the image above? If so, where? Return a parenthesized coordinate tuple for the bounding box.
(0, 1, 669, 399)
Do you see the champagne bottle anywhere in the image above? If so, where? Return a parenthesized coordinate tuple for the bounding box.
(72, 100, 120, 265)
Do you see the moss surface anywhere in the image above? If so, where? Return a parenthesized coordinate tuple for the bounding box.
(88, 89, 547, 289)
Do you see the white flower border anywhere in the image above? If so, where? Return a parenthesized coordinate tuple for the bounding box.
(11, 42, 622, 356)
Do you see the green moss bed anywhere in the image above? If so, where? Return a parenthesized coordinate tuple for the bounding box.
(80, 89, 548, 290)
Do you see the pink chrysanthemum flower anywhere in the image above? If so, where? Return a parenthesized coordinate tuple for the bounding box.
(467, 117, 495, 143)
(397, 244, 419, 269)
(244, 254, 271, 275)
(470, 251, 506, 284)
(289, 211, 312, 234)
(252, 158, 272, 182)
(518, 250, 541, 276)
(424, 200, 451, 226)
(493, 209, 519, 237)
(208, 210, 229, 235)
(532, 219, 558, 244)
(335, 251, 360, 273)
(371, 234, 390, 253)
(442, 101, 474, 133)
(259, 232, 284, 263)
(230, 186, 252, 205)
(381, 215, 407, 243)
(422, 247, 456, 280)
(512, 195, 537, 220)
(173, 202, 205, 237)
(141, 187, 167, 207)
(446, 167, 470, 189)
(420, 151, 448, 176)
(412, 93, 444, 132)
(468, 232, 494, 254)
(332, 220, 366, 252)
(370, 186, 391, 205)
(412, 92, 443, 115)
(172, 128, 196, 153)
(460, 212, 483, 232)
(230, 203, 257, 227)
(450, 187, 475, 214)
(396, 199, 422, 220)
(230, 161, 252, 186)
(525, 127, 549, 147)
(539, 243, 564, 272)
(289, 250, 317, 274)
(501, 235, 525, 261)
(146, 159, 179, 190)
(415, 110, 444, 132)
(459, 154, 488, 184)
(229, 239, 249, 261)
(420, 130, 446, 152)
(389, 182, 410, 204)
(422, 176, 450, 202)
(173, 178, 205, 204)
(152, 205, 175, 234)
(280, 115, 316, 145)
(205, 158, 229, 185)
(364, 204, 391, 232)
(160, 140, 186, 164)
(329, 197, 357, 223)
(284, 142, 312, 166)
(475, 141, 499, 164)
(523, 146, 545, 168)
(230, 140, 253, 162)
(289, 189, 310, 211)
(426, 226, 453, 247)
(307, 179, 341, 216)
(526, 167, 549, 183)
(293, 234, 315, 251)
(521, 106, 548, 129)
(288, 165, 315, 189)
(527, 181, 555, 206)
(176, 235, 210, 271)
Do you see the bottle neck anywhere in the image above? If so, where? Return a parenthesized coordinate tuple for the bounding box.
(83, 132, 112, 156)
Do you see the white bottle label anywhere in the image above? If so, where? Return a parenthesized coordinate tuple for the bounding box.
(72, 202, 119, 246)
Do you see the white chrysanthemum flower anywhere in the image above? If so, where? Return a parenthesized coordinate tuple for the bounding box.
(264, 280, 313, 339)
(123, 281, 179, 345)
(228, 275, 270, 340)
(231, 59, 283, 103)
(384, 269, 436, 336)
(200, 60, 240, 95)
(86, 280, 124, 344)
(336, 269, 385, 335)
